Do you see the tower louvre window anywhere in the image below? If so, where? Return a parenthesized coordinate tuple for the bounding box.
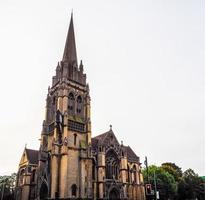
(68, 120, 85, 132)
(68, 93, 75, 115)
(76, 96, 83, 115)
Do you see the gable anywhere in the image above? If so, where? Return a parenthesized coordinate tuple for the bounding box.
(101, 131, 120, 147)
(26, 149, 39, 165)
(19, 149, 29, 167)
(92, 130, 120, 148)
(92, 130, 122, 157)
(92, 130, 140, 163)
(19, 148, 39, 167)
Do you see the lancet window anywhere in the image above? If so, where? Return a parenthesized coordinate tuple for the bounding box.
(68, 93, 75, 115)
(133, 165, 137, 183)
(76, 95, 83, 116)
(31, 169, 36, 182)
(19, 168, 25, 185)
(71, 184, 77, 197)
(106, 150, 119, 179)
(127, 164, 130, 183)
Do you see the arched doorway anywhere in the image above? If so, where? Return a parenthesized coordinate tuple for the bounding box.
(109, 188, 120, 200)
(39, 182, 48, 200)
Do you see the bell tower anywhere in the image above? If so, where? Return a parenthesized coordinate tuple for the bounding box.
(39, 14, 92, 199)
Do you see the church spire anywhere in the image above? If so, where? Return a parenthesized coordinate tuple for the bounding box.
(62, 13, 78, 64)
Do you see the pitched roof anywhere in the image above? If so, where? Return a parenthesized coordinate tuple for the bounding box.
(92, 131, 110, 141)
(25, 149, 39, 165)
(92, 131, 109, 150)
(92, 130, 120, 145)
(125, 146, 139, 163)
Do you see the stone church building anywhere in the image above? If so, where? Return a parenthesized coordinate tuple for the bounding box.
(15, 14, 146, 200)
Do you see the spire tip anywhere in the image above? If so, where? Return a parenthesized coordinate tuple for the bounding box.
(62, 11, 77, 64)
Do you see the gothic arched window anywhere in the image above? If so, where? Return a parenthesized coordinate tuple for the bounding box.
(106, 150, 119, 180)
(48, 154, 51, 174)
(92, 159, 95, 180)
(19, 168, 25, 185)
(52, 96, 56, 105)
(71, 184, 77, 197)
(133, 165, 137, 183)
(31, 169, 36, 182)
(76, 95, 83, 116)
(68, 93, 75, 115)
(74, 134, 77, 146)
(127, 165, 130, 183)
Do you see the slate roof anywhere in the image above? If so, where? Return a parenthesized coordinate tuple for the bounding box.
(25, 149, 39, 165)
(125, 146, 139, 163)
(91, 130, 110, 149)
(93, 130, 110, 142)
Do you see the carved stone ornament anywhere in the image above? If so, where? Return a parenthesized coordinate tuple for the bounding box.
(64, 137, 68, 146)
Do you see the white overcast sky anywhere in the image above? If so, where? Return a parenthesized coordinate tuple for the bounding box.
(0, 0, 205, 176)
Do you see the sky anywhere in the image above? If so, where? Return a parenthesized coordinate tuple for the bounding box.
(0, 0, 205, 176)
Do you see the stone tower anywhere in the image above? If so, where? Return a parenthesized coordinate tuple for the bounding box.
(37, 14, 93, 199)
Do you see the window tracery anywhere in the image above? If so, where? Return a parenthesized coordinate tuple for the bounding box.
(105, 150, 119, 180)
(68, 93, 75, 115)
(76, 95, 83, 116)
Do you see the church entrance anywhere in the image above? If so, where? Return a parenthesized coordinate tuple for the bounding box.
(39, 182, 48, 200)
(109, 188, 120, 200)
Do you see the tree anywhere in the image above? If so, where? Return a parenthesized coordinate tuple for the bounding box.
(161, 162, 182, 182)
(178, 169, 205, 200)
(143, 165, 177, 200)
(143, 161, 205, 200)
(0, 173, 16, 200)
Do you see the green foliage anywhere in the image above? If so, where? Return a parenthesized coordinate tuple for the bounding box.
(178, 169, 205, 200)
(161, 162, 182, 182)
(0, 173, 16, 200)
(143, 162, 205, 200)
(142, 165, 177, 199)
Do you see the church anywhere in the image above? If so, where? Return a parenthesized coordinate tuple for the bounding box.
(15, 14, 146, 200)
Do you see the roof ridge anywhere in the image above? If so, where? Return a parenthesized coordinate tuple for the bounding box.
(92, 130, 110, 139)
(26, 148, 38, 151)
